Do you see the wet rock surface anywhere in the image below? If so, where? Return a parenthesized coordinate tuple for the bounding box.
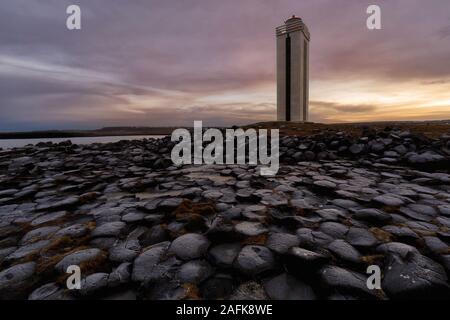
(0, 130, 449, 300)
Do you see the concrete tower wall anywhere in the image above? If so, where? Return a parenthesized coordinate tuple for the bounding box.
(276, 34, 287, 121)
(303, 38, 309, 121)
(290, 31, 303, 121)
(276, 17, 310, 122)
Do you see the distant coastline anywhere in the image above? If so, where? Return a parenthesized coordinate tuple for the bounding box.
(0, 127, 176, 140)
(1, 120, 449, 140)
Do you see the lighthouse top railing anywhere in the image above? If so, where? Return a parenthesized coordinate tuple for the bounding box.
(276, 20, 310, 40)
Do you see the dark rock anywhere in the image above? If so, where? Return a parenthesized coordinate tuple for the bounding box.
(80, 273, 109, 296)
(91, 221, 126, 238)
(438, 205, 450, 216)
(352, 208, 391, 225)
(28, 283, 68, 300)
(178, 260, 213, 284)
(297, 228, 334, 248)
(399, 207, 434, 222)
(313, 180, 337, 190)
(264, 273, 316, 300)
(319, 222, 349, 238)
(145, 278, 187, 299)
(349, 144, 364, 155)
(102, 290, 137, 300)
(90, 237, 117, 250)
(346, 227, 378, 248)
(108, 262, 131, 288)
(235, 221, 268, 237)
(319, 265, 380, 299)
(132, 241, 171, 282)
(286, 247, 330, 272)
(121, 210, 146, 223)
(31, 211, 66, 226)
(373, 195, 405, 207)
(408, 151, 445, 165)
(316, 208, 347, 222)
(382, 225, 419, 241)
(139, 224, 169, 246)
(304, 151, 315, 160)
(229, 281, 268, 300)
(381, 248, 450, 299)
(330, 198, 360, 209)
(0, 262, 37, 299)
(55, 248, 104, 273)
(6, 239, 51, 261)
(423, 236, 448, 255)
(328, 240, 361, 264)
(159, 198, 183, 211)
(266, 232, 300, 254)
(200, 274, 234, 299)
(55, 224, 89, 238)
(328, 293, 358, 300)
(206, 216, 235, 239)
(0, 247, 16, 263)
(20, 226, 59, 244)
(441, 255, 450, 273)
(36, 196, 79, 212)
(407, 204, 438, 217)
(109, 240, 140, 262)
(377, 242, 418, 257)
(170, 233, 210, 260)
(234, 245, 275, 276)
(208, 243, 241, 268)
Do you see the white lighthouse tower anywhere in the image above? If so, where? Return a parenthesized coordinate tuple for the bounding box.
(276, 15, 310, 122)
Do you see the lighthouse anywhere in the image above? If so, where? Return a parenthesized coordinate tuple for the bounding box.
(276, 15, 310, 122)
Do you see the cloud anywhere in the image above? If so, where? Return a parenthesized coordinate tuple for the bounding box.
(437, 24, 450, 38)
(0, 0, 449, 130)
(422, 79, 450, 85)
(311, 101, 377, 113)
(309, 101, 379, 123)
(0, 55, 185, 97)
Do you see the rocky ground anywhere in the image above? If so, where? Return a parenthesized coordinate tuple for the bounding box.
(0, 126, 450, 300)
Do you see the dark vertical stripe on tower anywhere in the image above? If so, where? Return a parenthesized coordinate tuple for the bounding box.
(285, 35, 291, 121)
(303, 40, 307, 121)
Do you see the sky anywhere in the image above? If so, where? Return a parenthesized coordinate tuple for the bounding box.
(1, 0, 450, 131)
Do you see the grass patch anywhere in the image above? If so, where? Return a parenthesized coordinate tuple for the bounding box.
(361, 254, 384, 265)
(173, 200, 216, 220)
(370, 227, 392, 242)
(171, 200, 216, 233)
(182, 283, 201, 300)
(241, 233, 268, 246)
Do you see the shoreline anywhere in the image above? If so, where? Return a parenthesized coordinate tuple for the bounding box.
(0, 129, 175, 140)
(1, 120, 449, 140)
(0, 135, 167, 150)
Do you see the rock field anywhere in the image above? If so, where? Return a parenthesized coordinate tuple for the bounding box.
(0, 126, 449, 300)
